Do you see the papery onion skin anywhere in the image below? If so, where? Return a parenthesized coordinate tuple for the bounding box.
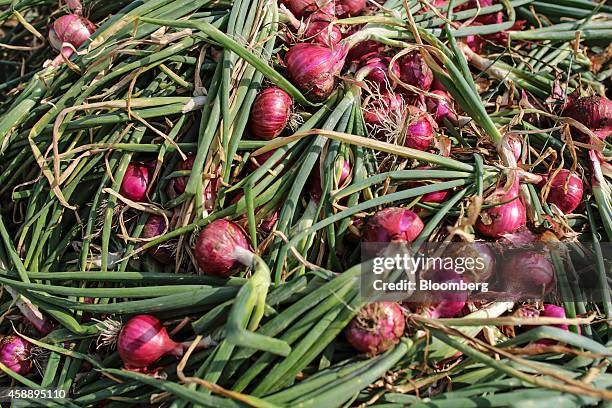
(304, 12, 342, 47)
(362, 56, 401, 90)
(476, 174, 526, 238)
(118, 314, 181, 369)
(49, 14, 95, 55)
(399, 52, 433, 91)
(544, 170, 583, 214)
(249, 87, 293, 140)
(120, 163, 150, 202)
(500, 251, 554, 299)
(563, 95, 612, 140)
(404, 106, 435, 151)
(335, 0, 366, 17)
(425, 90, 456, 125)
(195, 219, 250, 277)
(363, 91, 404, 129)
(142, 215, 173, 264)
(345, 302, 405, 356)
(285, 43, 348, 101)
(0, 336, 32, 375)
(364, 207, 424, 243)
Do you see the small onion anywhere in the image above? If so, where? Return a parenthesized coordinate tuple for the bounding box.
(405, 166, 449, 203)
(476, 174, 526, 238)
(563, 95, 612, 140)
(169, 154, 195, 195)
(543, 170, 583, 214)
(281, 0, 317, 17)
(361, 55, 401, 90)
(49, 14, 95, 56)
(249, 87, 293, 140)
(335, 0, 366, 17)
(118, 314, 182, 369)
(303, 13, 342, 47)
(363, 91, 404, 129)
(195, 219, 251, 277)
(499, 250, 554, 299)
(142, 215, 173, 264)
(345, 302, 405, 356)
(347, 38, 381, 63)
(309, 157, 351, 201)
(364, 207, 424, 243)
(404, 106, 435, 151)
(0, 336, 32, 375)
(285, 43, 348, 101)
(120, 163, 150, 202)
(399, 52, 433, 91)
(425, 90, 456, 125)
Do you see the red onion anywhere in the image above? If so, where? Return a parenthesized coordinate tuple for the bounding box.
(285, 43, 348, 101)
(361, 56, 401, 90)
(304, 13, 342, 47)
(363, 91, 404, 129)
(0, 336, 32, 375)
(142, 215, 173, 264)
(499, 250, 554, 298)
(120, 163, 150, 202)
(563, 95, 612, 140)
(404, 106, 435, 151)
(445, 242, 496, 283)
(465, 24, 486, 53)
(364, 207, 424, 243)
(335, 0, 366, 17)
(281, 0, 318, 17)
(345, 302, 405, 355)
(542, 304, 569, 331)
(425, 90, 456, 125)
(347, 39, 381, 64)
(249, 87, 293, 140)
(476, 174, 526, 238)
(399, 52, 433, 91)
(170, 154, 195, 195)
(195, 219, 251, 277)
(405, 166, 448, 203)
(543, 170, 583, 214)
(309, 157, 351, 201)
(118, 315, 182, 369)
(49, 14, 95, 57)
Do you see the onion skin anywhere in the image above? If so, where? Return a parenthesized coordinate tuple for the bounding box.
(285, 43, 348, 101)
(249, 87, 293, 140)
(364, 207, 424, 243)
(195, 219, 250, 277)
(543, 170, 583, 214)
(347, 38, 381, 63)
(425, 90, 456, 125)
(118, 315, 181, 369)
(362, 56, 401, 90)
(120, 163, 150, 202)
(476, 174, 526, 238)
(499, 251, 554, 299)
(49, 14, 95, 57)
(404, 106, 435, 151)
(171, 154, 195, 195)
(563, 95, 612, 140)
(335, 0, 366, 17)
(399, 52, 433, 91)
(142, 215, 172, 264)
(281, 0, 317, 17)
(345, 302, 405, 356)
(0, 336, 32, 375)
(304, 12, 342, 47)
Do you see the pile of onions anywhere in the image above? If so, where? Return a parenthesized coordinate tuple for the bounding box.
(541, 170, 583, 214)
(499, 250, 554, 299)
(49, 14, 96, 59)
(195, 219, 251, 276)
(361, 55, 400, 90)
(0, 335, 32, 375)
(303, 12, 342, 47)
(399, 52, 433, 91)
(285, 43, 348, 101)
(364, 207, 424, 243)
(404, 106, 435, 151)
(345, 302, 405, 356)
(142, 215, 172, 264)
(249, 87, 293, 140)
(563, 95, 612, 140)
(476, 173, 526, 238)
(425, 90, 456, 125)
(120, 163, 150, 202)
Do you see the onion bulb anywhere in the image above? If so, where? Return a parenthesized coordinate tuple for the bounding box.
(249, 87, 293, 140)
(0, 336, 32, 375)
(563, 95, 612, 140)
(543, 170, 583, 214)
(364, 207, 424, 243)
(476, 174, 526, 238)
(399, 52, 433, 91)
(499, 251, 554, 299)
(404, 106, 435, 151)
(345, 302, 405, 355)
(195, 219, 251, 277)
(120, 163, 150, 202)
(142, 215, 173, 264)
(49, 14, 95, 57)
